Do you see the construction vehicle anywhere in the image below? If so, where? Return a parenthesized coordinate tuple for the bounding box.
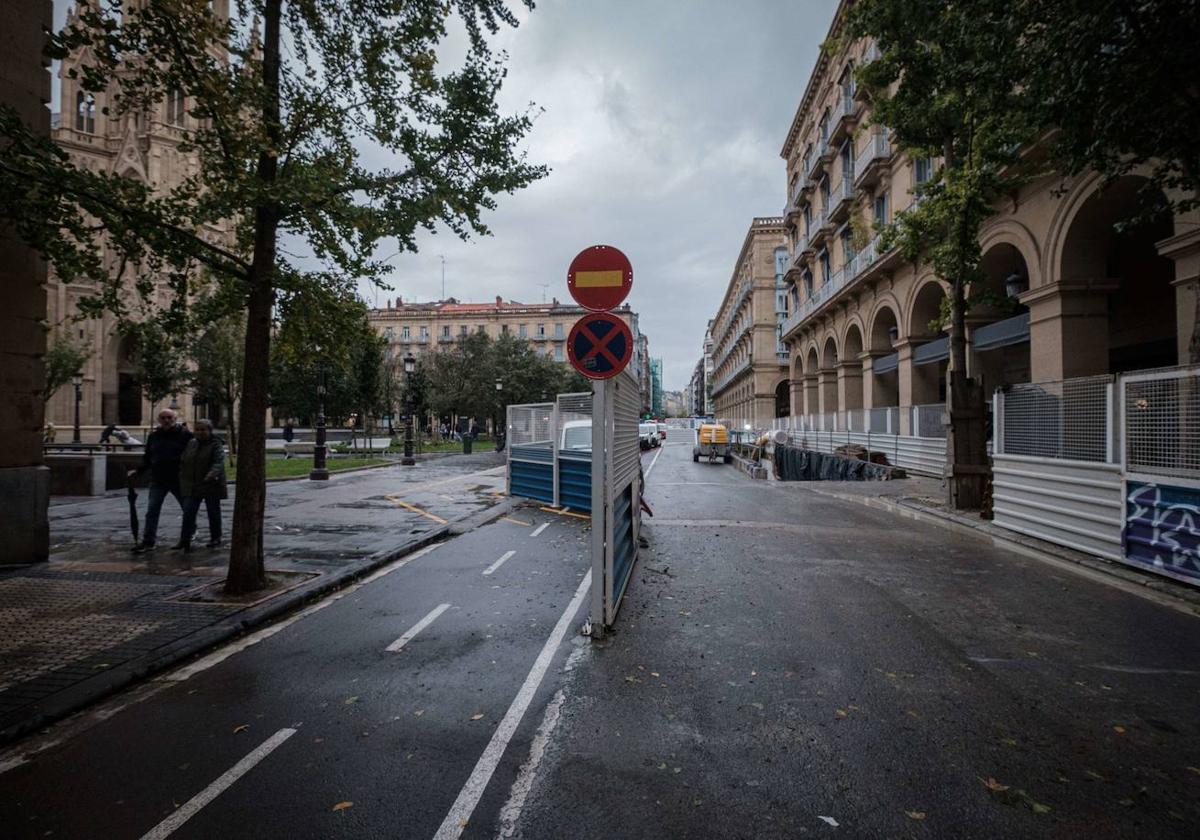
(693, 423, 731, 464)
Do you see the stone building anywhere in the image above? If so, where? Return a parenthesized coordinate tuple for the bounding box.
(367, 296, 651, 406)
(778, 2, 1200, 433)
(43, 1, 236, 435)
(708, 217, 791, 429)
(0, 0, 51, 564)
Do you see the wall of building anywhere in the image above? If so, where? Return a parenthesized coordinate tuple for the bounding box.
(0, 0, 51, 563)
(709, 218, 790, 430)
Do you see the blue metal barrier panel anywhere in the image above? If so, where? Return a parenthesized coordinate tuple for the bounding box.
(510, 460, 554, 505)
(1123, 480, 1200, 585)
(558, 456, 592, 512)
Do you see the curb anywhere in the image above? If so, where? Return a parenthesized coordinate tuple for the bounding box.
(0, 502, 508, 746)
(800, 484, 1200, 617)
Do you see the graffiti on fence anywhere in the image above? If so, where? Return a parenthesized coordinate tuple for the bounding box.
(1123, 481, 1200, 584)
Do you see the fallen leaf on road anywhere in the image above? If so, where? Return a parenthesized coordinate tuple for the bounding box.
(1085, 769, 1107, 781)
(470, 713, 484, 721)
(1187, 766, 1200, 776)
(1030, 800, 1052, 814)
(651, 672, 660, 678)
(414, 710, 424, 717)
(905, 810, 926, 820)
(233, 724, 249, 733)
(751, 703, 764, 710)
(1113, 725, 1126, 734)
(344, 696, 359, 705)
(982, 777, 1009, 793)
(332, 801, 353, 812)
(835, 709, 848, 718)
(817, 815, 839, 827)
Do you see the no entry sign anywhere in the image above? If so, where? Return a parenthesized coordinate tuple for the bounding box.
(567, 245, 633, 312)
(567, 312, 634, 380)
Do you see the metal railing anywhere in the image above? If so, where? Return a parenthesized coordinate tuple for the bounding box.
(1122, 367, 1200, 480)
(996, 375, 1113, 463)
(911, 403, 946, 438)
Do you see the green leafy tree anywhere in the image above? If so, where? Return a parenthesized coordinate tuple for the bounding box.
(845, 0, 1036, 508)
(124, 320, 192, 408)
(42, 330, 93, 403)
(1, 1, 545, 591)
(1021, 0, 1200, 363)
(190, 315, 245, 455)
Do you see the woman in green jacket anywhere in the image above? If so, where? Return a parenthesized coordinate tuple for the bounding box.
(178, 419, 228, 550)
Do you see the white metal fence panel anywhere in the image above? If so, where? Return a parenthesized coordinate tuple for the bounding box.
(992, 453, 1124, 560)
(611, 370, 642, 491)
(1122, 366, 1200, 484)
(912, 403, 947, 438)
(508, 403, 554, 448)
(1000, 376, 1112, 462)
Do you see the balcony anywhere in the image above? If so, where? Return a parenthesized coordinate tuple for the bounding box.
(808, 207, 831, 250)
(711, 357, 753, 396)
(808, 136, 833, 180)
(782, 235, 886, 340)
(854, 131, 892, 188)
(828, 93, 859, 145)
(829, 176, 855, 223)
(783, 177, 807, 220)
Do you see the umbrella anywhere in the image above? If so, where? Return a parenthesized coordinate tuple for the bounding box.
(127, 476, 140, 543)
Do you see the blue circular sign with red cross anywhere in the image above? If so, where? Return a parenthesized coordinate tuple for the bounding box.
(567, 312, 634, 380)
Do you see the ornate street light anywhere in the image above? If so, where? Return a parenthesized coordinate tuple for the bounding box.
(71, 371, 83, 444)
(402, 352, 416, 466)
(494, 378, 504, 452)
(310, 362, 329, 480)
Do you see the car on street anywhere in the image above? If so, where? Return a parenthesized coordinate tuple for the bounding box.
(559, 419, 591, 453)
(638, 422, 659, 450)
(656, 422, 667, 441)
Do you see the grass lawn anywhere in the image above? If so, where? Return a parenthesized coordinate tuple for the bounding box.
(331, 436, 493, 455)
(229, 457, 390, 481)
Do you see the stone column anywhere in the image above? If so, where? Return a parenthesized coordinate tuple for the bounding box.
(1157, 229, 1200, 364)
(790, 378, 804, 418)
(0, 0, 51, 565)
(838, 360, 864, 411)
(894, 340, 917, 435)
(803, 373, 819, 416)
(817, 368, 838, 415)
(1021, 281, 1117, 381)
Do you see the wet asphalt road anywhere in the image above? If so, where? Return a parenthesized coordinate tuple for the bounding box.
(3, 440, 1199, 838)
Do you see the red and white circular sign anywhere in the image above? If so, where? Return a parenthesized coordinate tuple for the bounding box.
(567, 245, 633, 312)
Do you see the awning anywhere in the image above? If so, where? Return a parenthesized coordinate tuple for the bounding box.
(873, 352, 899, 374)
(913, 336, 950, 366)
(974, 312, 1030, 351)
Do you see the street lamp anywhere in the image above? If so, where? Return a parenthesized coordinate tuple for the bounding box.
(71, 371, 83, 444)
(494, 378, 505, 452)
(310, 363, 329, 480)
(401, 352, 416, 466)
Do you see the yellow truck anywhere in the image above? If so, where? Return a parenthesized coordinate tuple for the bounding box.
(693, 423, 732, 464)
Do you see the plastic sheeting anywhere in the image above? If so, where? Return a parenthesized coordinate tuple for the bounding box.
(774, 444, 893, 482)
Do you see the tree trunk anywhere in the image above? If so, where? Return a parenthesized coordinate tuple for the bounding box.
(225, 0, 282, 595)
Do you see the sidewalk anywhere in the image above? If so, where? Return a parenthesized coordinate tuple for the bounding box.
(0, 452, 512, 745)
(777, 472, 1200, 614)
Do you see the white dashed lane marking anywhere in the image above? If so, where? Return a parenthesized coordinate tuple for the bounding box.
(530, 523, 549, 538)
(385, 603, 452, 653)
(482, 550, 516, 576)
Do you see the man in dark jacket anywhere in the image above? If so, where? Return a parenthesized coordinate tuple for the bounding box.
(179, 419, 227, 550)
(128, 408, 192, 553)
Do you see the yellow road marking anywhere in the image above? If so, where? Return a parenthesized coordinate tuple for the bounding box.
(539, 506, 591, 520)
(385, 495, 449, 524)
(502, 517, 532, 526)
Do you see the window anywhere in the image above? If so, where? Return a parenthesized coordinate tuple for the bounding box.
(419, 326, 429, 342)
(803, 205, 812, 235)
(554, 344, 564, 362)
(166, 88, 185, 126)
(459, 325, 468, 337)
(914, 157, 933, 185)
(401, 326, 410, 341)
(519, 323, 527, 338)
(502, 324, 509, 334)
(75, 92, 95, 133)
(555, 322, 564, 339)
(441, 325, 450, 338)
(841, 228, 856, 263)
(803, 271, 813, 299)
(819, 251, 831, 283)
(477, 324, 486, 334)
(874, 192, 888, 227)
(536, 323, 545, 338)
(383, 327, 395, 341)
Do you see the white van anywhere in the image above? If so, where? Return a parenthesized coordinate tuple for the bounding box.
(638, 422, 659, 450)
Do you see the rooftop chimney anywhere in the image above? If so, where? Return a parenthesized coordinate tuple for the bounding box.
(495, 295, 503, 306)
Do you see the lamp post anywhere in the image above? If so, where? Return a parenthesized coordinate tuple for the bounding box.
(402, 352, 416, 466)
(494, 378, 504, 452)
(310, 364, 329, 481)
(71, 372, 83, 444)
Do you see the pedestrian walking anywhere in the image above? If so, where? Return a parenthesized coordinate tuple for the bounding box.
(178, 419, 227, 550)
(282, 420, 295, 443)
(128, 408, 192, 553)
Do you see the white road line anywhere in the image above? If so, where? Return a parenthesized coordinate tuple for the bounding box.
(432, 570, 592, 840)
(529, 523, 549, 538)
(138, 727, 297, 840)
(644, 445, 664, 478)
(161, 543, 441, 682)
(482, 550, 516, 576)
(386, 603, 451, 653)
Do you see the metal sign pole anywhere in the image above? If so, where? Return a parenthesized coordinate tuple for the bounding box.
(587, 378, 607, 638)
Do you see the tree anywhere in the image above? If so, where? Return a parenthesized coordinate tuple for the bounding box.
(42, 330, 92, 403)
(845, 0, 1036, 508)
(1, 1, 545, 592)
(190, 315, 245, 455)
(124, 319, 192, 408)
(1021, 0, 1200, 363)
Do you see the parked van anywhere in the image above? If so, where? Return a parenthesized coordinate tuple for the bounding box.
(638, 422, 659, 450)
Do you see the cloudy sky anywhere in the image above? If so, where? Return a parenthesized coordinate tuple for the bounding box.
(51, 0, 837, 390)
(372, 0, 837, 390)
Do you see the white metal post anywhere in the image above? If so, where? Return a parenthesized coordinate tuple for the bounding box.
(1105, 380, 1116, 465)
(588, 379, 607, 638)
(505, 404, 512, 496)
(551, 401, 561, 508)
(993, 390, 1004, 456)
